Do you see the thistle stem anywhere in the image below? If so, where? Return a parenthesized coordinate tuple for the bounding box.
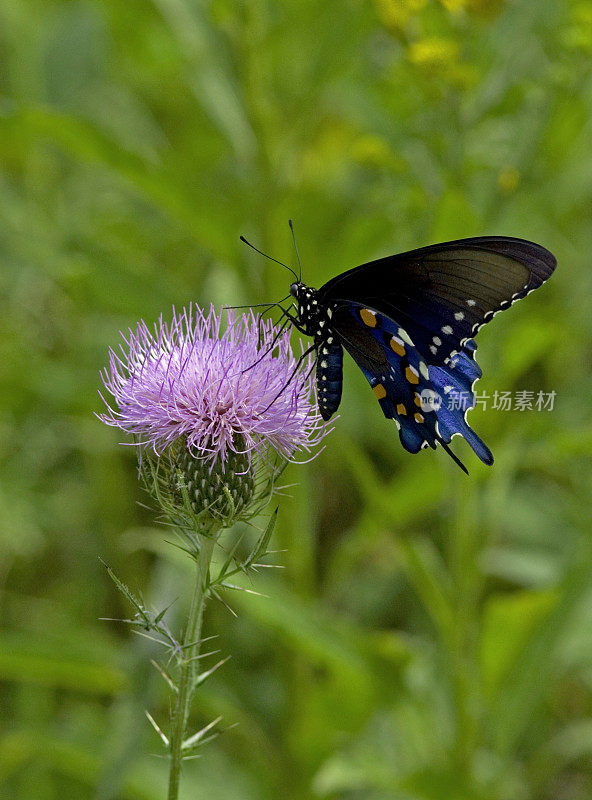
(167, 528, 219, 800)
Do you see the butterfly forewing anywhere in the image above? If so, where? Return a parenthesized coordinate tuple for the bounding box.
(319, 237, 556, 367)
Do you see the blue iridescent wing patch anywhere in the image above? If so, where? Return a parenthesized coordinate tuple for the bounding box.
(428, 339, 493, 465)
(331, 302, 493, 470)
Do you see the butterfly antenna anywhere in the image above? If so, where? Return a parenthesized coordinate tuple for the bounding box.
(225, 296, 290, 311)
(288, 219, 302, 281)
(240, 235, 299, 282)
(439, 440, 469, 475)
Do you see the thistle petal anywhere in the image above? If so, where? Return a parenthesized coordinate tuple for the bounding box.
(99, 304, 328, 465)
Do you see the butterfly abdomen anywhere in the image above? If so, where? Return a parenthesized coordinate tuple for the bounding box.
(316, 340, 343, 421)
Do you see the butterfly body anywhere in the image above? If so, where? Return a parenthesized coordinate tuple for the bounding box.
(289, 236, 556, 471)
(290, 282, 344, 419)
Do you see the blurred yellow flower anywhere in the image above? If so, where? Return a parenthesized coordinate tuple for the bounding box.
(351, 134, 405, 171)
(439, 0, 467, 13)
(407, 37, 459, 68)
(374, 0, 427, 32)
(300, 122, 356, 184)
(563, 2, 592, 51)
(435, 0, 507, 16)
(498, 167, 520, 194)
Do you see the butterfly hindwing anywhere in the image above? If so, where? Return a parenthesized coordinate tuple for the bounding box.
(330, 302, 493, 465)
(330, 304, 436, 453)
(428, 339, 493, 465)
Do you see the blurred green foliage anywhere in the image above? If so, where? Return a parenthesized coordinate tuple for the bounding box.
(1, 0, 592, 797)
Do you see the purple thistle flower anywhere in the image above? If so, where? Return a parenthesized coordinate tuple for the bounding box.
(99, 304, 327, 468)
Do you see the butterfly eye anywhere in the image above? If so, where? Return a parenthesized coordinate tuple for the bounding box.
(289, 282, 299, 298)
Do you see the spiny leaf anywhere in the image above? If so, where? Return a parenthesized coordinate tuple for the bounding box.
(242, 507, 278, 569)
(193, 655, 231, 689)
(210, 588, 237, 617)
(154, 597, 178, 625)
(150, 660, 178, 693)
(145, 710, 169, 747)
(181, 716, 222, 752)
(99, 559, 151, 628)
(184, 650, 221, 665)
(214, 530, 246, 584)
(220, 582, 268, 597)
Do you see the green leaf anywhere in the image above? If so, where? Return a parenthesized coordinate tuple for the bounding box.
(480, 588, 558, 697)
(488, 542, 592, 754)
(0, 634, 127, 694)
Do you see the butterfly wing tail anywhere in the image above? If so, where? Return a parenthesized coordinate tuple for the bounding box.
(439, 440, 469, 475)
(429, 339, 494, 466)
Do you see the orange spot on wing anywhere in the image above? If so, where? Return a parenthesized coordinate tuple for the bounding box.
(360, 308, 377, 327)
(414, 412, 424, 423)
(396, 403, 407, 415)
(405, 366, 419, 384)
(372, 383, 387, 400)
(390, 336, 405, 356)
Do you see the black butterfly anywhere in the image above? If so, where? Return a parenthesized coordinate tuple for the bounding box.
(283, 235, 556, 473)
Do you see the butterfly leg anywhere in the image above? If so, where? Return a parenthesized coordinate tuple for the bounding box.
(260, 343, 317, 413)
